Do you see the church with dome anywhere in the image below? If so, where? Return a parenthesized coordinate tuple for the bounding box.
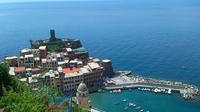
(76, 82, 91, 109)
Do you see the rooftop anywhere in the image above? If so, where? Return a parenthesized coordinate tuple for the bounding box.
(32, 68, 40, 71)
(39, 46, 46, 50)
(56, 53, 61, 58)
(43, 71, 55, 78)
(47, 59, 51, 63)
(63, 67, 81, 74)
(58, 60, 68, 65)
(88, 62, 101, 70)
(93, 58, 100, 62)
(21, 48, 31, 53)
(102, 59, 111, 63)
(5, 56, 18, 60)
(52, 58, 57, 62)
(63, 66, 91, 78)
(70, 60, 78, 64)
(42, 59, 47, 63)
(75, 48, 88, 52)
(25, 54, 34, 58)
(14, 67, 25, 72)
(66, 48, 72, 52)
(74, 51, 88, 55)
(34, 57, 40, 61)
(26, 68, 32, 71)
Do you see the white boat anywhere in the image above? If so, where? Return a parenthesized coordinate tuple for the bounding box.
(136, 106, 141, 109)
(168, 89, 172, 94)
(154, 88, 161, 93)
(113, 89, 121, 93)
(124, 106, 128, 110)
(140, 109, 144, 112)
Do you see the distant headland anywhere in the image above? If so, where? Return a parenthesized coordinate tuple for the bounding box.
(30, 29, 82, 52)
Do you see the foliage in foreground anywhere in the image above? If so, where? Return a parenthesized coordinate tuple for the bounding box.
(0, 88, 48, 112)
(0, 64, 49, 112)
(0, 63, 18, 97)
(72, 101, 91, 112)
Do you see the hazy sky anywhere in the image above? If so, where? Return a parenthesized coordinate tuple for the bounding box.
(0, 0, 95, 3)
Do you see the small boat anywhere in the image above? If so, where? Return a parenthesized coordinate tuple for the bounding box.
(113, 89, 121, 93)
(98, 89, 104, 93)
(110, 91, 113, 93)
(136, 106, 141, 109)
(154, 88, 161, 93)
(128, 102, 133, 107)
(124, 106, 128, 110)
(140, 109, 144, 112)
(117, 89, 121, 93)
(146, 111, 150, 112)
(168, 89, 172, 95)
(122, 99, 127, 102)
(114, 102, 120, 105)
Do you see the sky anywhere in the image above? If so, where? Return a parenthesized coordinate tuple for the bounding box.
(0, 0, 96, 3)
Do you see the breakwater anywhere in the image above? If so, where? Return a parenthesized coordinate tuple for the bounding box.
(104, 71, 200, 100)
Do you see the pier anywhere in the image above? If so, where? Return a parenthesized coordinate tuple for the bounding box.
(104, 71, 200, 100)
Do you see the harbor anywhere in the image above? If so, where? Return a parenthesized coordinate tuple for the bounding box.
(104, 71, 200, 100)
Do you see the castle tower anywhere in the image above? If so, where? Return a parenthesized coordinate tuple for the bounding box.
(102, 59, 114, 77)
(76, 82, 91, 109)
(50, 29, 56, 41)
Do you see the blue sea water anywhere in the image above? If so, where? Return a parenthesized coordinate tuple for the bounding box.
(0, 0, 200, 111)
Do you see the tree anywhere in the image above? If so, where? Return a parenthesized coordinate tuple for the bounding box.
(0, 88, 48, 112)
(0, 63, 18, 96)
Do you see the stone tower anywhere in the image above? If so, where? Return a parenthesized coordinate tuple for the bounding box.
(76, 82, 91, 109)
(102, 59, 114, 77)
(50, 29, 57, 41)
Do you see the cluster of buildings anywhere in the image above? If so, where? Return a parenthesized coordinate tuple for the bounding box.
(4, 30, 115, 95)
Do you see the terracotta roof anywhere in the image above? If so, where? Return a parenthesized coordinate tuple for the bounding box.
(47, 59, 51, 63)
(75, 51, 88, 55)
(32, 68, 40, 71)
(14, 67, 25, 72)
(63, 67, 81, 74)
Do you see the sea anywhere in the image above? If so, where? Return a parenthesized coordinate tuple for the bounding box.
(0, 0, 200, 112)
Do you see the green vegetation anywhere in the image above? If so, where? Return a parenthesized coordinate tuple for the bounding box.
(0, 63, 18, 97)
(32, 38, 82, 52)
(46, 41, 68, 52)
(0, 63, 88, 112)
(0, 64, 49, 112)
(0, 64, 65, 112)
(72, 101, 91, 112)
(0, 89, 48, 112)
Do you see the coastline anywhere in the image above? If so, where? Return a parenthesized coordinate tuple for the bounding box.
(103, 71, 200, 100)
